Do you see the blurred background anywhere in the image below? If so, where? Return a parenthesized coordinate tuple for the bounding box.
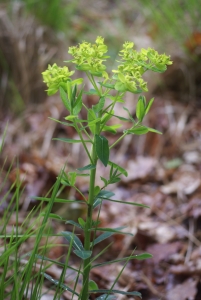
(1, 1, 201, 299)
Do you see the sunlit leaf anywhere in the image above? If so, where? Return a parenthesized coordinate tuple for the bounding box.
(59, 87, 71, 111)
(126, 126, 149, 135)
(148, 127, 162, 134)
(145, 97, 154, 115)
(93, 97, 105, 113)
(136, 95, 146, 121)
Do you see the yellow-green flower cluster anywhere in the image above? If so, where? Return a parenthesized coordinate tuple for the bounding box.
(113, 41, 172, 93)
(68, 36, 109, 78)
(42, 63, 74, 95)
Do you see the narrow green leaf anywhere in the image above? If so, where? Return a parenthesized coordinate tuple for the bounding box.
(102, 124, 122, 134)
(123, 107, 135, 123)
(88, 109, 97, 134)
(42, 273, 79, 296)
(40, 213, 64, 221)
(53, 138, 91, 143)
(136, 96, 146, 121)
(65, 220, 83, 230)
(101, 110, 114, 124)
(93, 253, 152, 268)
(73, 91, 83, 115)
(35, 255, 81, 273)
(93, 198, 102, 209)
(126, 126, 149, 135)
(61, 231, 84, 250)
(78, 217, 86, 228)
(100, 176, 108, 186)
(33, 197, 86, 205)
(100, 198, 150, 208)
(89, 280, 98, 291)
(112, 114, 130, 121)
(148, 127, 162, 134)
(84, 89, 99, 95)
(95, 135, 109, 167)
(89, 289, 142, 298)
(108, 161, 128, 177)
(68, 172, 77, 186)
(65, 115, 77, 121)
(107, 95, 124, 103)
(93, 227, 125, 246)
(96, 190, 115, 199)
(93, 97, 105, 113)
(145, 97, 154, 115)
(90, 227, 133, 236)
(98, 82, 115, 89)
(73, 250, 92, 260)
(109, 177, 121, 184)
(59, 87, 71, 111)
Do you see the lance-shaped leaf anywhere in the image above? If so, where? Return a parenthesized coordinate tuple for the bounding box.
(93, 190, 115, 209)
(73, 87, 83, 115)
(61, 231, 84, 251)
(93, 227, 127, 246)
(148, 127, 162, 134)
(53, 138, 92, 143)
(84, 89, 99, 95)
(90, 227, 133, 236)
(88, 109, 97, 134)
(73, 250, 92, 260)
(42, 273, 79, 296)
(98, 82, 115, 89)
(126, 126, 149, 135)
(65, 220, 83, 230)
(93, 97, 105, 113)
(77, 164, 96, 171)
(59, 87, 71, 111)
(89, 289, 142, 298)
(92, 253, 153, 268)
(145, 97, 154, 115)
(95, 135, 109, 167)
(136, 95, 146, 121)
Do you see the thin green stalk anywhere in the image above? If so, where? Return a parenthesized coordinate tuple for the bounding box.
(73, 120, 93, 164)
(80, 139, 98, 300)
(109, 132, 127, 149)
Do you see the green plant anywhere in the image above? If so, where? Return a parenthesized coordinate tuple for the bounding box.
(141, 0, 201, 54)
(42, 36, 172, 299)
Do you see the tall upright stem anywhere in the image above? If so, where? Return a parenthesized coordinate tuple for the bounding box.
(80, 140, 98, 300)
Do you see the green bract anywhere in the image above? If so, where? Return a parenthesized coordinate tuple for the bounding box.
(68, 36, 109, 78)
(112, 41, 172, 93)
(42, 63, 74, 95)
